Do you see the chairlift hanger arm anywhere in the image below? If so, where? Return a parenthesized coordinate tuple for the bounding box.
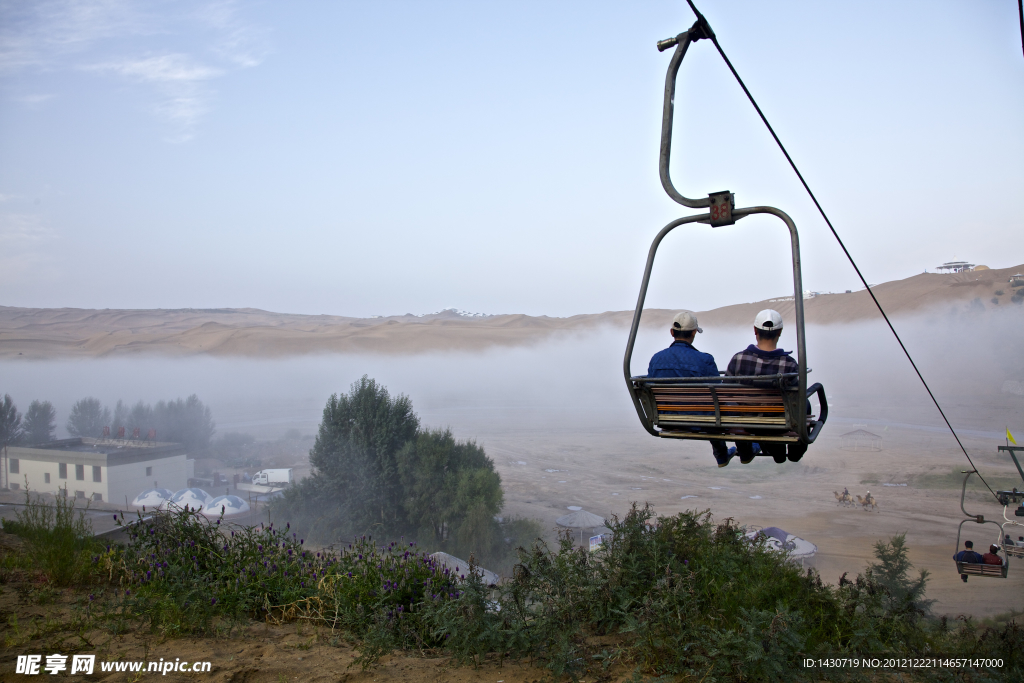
(656, 20, 716, 210)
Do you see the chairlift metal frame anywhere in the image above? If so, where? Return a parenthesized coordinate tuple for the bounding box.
(623, 20, 827, 447)
(954, 470, 1009, 579)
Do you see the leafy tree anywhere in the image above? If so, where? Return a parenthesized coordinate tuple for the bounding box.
(107, 395, 215, 448)
(307, 376, 419, 534)
(66, 397, 111, 437)
(398, 428, 503, 553)
(1, 394, 22, 490)
(153, 395, 215, 449)
(0, 394, 21, 448)
(22, 400, 57, 444)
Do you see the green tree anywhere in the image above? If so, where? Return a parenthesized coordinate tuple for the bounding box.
(307, 376, 419, 535)
(153, 395, 215, 449)
(22, 400, 57, 444)
(398, 428, 503, 554)
(1, 394, 22, 490)
(0, 395, 21, 447)
(66, 397, 111, 437)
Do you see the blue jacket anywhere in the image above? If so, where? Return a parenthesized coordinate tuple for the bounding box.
(648, 341, 720, 378)
(954, 550, 984, 563)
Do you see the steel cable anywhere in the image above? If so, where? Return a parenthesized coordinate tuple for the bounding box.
(683, 0, 1002, 501)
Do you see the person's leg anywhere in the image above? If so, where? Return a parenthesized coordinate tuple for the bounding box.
(787, 442, 807, 463)
(711, 439, 731, 467)
(735, 441, 755, 464)
(762, 442, 787, 463)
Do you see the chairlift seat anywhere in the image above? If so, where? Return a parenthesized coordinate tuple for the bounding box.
(955, 562, 1008, 579)
(631, 375, 827, 444)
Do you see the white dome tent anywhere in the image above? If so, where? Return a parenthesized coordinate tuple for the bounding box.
(165, 488, 213, 511)
(131, 488, 174, 508)
(202, 495, 251, 518)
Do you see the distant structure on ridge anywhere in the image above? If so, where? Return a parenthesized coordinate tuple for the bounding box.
(936, 261, 975, 273)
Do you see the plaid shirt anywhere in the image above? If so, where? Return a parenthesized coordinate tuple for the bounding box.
(725, 345, 798, 379)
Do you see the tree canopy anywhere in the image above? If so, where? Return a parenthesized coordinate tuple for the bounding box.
(66, 397, 111, 438)
(0, 394, 21, 447)
(277, 377, 514, 564)
(22, 400, 56, 445)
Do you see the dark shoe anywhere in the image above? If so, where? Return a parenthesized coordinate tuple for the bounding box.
(763, 443, 786, 463)
(712, 441, 732, 468)
(961, 574, 968, 583)
(787, 443, 807, 463)
(736, 441, 755, 465)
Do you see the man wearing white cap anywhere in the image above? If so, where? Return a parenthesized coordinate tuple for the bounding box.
(648, 311, 731, 466)
(725, 309, 805, 464)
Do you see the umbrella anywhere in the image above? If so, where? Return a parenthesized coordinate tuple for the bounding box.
(131, 488, 174, 508)
(202, 495, 251, 517)
(165, 488, 212, 511)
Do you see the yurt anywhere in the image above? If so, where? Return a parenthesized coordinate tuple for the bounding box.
(166, 488, 212, 511)
(202, 495, 251, 518)
(131, 488, 174, 508)
(840, 429, 882, 452)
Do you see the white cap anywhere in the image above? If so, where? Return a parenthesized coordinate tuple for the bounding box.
(672, 310, 702, 334)
(754, 309, 783, 331)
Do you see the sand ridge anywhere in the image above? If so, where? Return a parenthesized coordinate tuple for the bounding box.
(1, 264, 1021, 359)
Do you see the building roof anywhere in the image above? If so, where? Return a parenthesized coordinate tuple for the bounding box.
(8, 437, 186, 466)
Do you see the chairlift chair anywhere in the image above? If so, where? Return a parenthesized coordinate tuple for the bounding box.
(954, 471, 1009, 580)
(623, 20, 828, 456)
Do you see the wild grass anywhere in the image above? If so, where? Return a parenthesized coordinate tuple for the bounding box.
(5, 501, 1022, 680)
(0, 486, 102, 586)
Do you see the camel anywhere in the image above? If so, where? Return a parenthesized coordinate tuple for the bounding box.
(833, 491, 854, 507)
(856, 492, 878, 511)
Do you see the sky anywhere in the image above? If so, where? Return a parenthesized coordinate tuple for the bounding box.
(1, 0, 1022, 318)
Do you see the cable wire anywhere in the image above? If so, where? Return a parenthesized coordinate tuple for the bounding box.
(683, 0, 1002, 501)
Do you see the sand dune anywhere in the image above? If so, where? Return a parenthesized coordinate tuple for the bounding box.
(2, 264, 1021, 359)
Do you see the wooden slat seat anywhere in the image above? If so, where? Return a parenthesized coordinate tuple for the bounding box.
(956, 561, 1008, 578)
(630, 377, 828, 445)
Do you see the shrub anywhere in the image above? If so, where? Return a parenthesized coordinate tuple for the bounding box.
(1, 486, 101, 586)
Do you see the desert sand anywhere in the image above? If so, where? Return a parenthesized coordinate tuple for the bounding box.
(2, 264, 1021, 359)
(1, 264, 1022, 681)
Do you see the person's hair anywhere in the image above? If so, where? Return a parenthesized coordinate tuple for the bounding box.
(990, 544, 1000, 553)
(672, 328, 696, 340)
(755, 327, 781, 341)
(964, 540, 973, 548)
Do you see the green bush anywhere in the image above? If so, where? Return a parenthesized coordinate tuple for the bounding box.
(1, 487, 101, 586)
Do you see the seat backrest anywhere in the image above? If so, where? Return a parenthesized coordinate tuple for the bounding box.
(957, 561, 1008, 578)
(642, 381, 797, 431)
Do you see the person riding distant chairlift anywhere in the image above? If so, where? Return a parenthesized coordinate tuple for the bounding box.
(647, 311, 731, 467)
(954, 540, 985, 582)
(981, 544, 1004, 566)
(724, 309, 806, 464)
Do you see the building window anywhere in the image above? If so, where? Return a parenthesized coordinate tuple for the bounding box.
(59, 463, 67, 478)
(8, 458, 17, 474)
(10, 483, 19, 490)
(92, 466, 102, 483)
(75, 490, 85, 499)
(92, 493, 103, 502)
(44, 473, 51, 484)
(146, 466, 153, 476)
(75, 464, 84, 480)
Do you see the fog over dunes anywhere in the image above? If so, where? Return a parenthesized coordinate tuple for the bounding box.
(1, 264, 1021, 359)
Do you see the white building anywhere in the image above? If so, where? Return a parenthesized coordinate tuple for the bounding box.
(5, 437, 188, 506)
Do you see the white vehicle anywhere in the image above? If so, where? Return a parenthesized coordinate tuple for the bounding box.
(251, 469, 293, 486)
